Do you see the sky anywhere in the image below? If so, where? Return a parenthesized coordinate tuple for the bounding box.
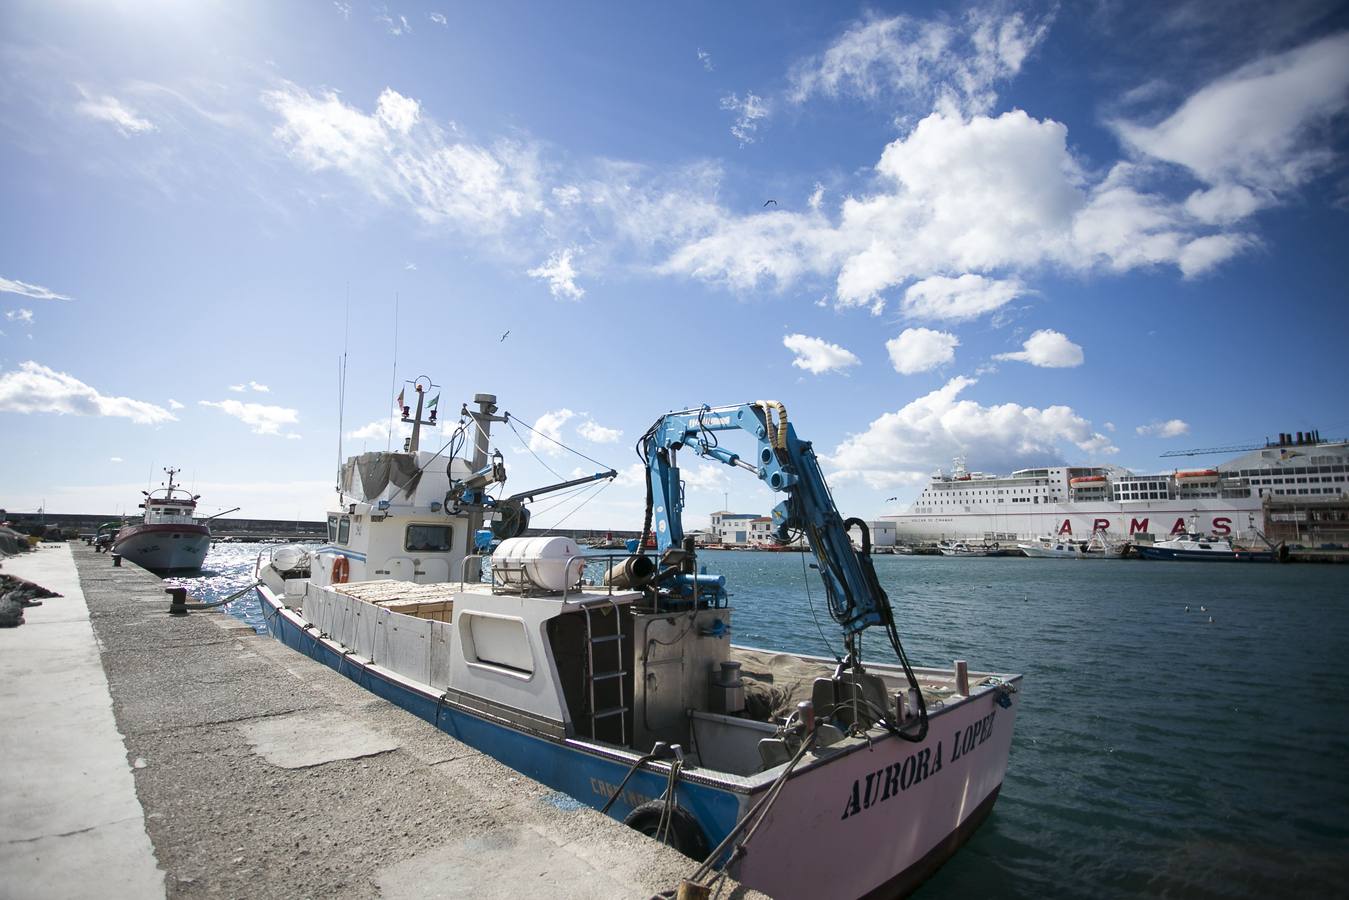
(2, 0, 1348, 530)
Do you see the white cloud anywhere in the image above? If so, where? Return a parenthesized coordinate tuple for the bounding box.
(788, 9, 1051, 116)
(719, 92, 769, 146)
(376, 8, 412, 36)
(994, 329, 1084, 368)
(5, 309, 34, 325)
(75, 91, 156, 136)
(109, 457, 123, 463)
(333, 1, 351, 19)
(1184, 184, 1263, 225)
(227, 380, 270, 393)
(782, 333, 860, 374)
(697, 48, 714, 72)
(0, 361, 177, 424)
(577, 419, 622, 443)
(808, 183, 825, 211)
(828, 376, 1116, 488)
(1137, 419, 1190, 438)
(429, 12, 447, 26)
(901, 274, 1025, 321)
(0, 277, 71, 301)
(680, 459, 731, 493)
(886, 327, 958, 374)
(662, 93, 1284, 307)
(265, 85, 543, 233)
(1178, 233, 1253, 278)
(404, 261, 417, 270)
(347, 412, 410, 444)
(551, 185, 582, 207)
(199, 399, 299, 436)
(528, 248, 584, 300)
(529, 409, 575, 457)
(1103, 421, 1116, 432)
(1113, 33, 1349, 196)
(167, 398, 185, 410)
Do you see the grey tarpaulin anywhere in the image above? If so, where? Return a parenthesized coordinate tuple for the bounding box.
(342, 452, 423, 501)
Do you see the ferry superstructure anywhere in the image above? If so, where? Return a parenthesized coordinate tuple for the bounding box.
(882, 432, 1349, 543)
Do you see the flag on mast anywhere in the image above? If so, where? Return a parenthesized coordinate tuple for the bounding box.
(395, 387, 405, 410)
(428, 393, 439, 411)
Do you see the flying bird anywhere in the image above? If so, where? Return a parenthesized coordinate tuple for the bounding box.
(763, 199, 777, 207)
(886, 496, 897, 502)
(500, 330, 510, 342)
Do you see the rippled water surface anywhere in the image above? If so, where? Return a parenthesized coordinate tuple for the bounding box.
(181, 543, 1349, 898)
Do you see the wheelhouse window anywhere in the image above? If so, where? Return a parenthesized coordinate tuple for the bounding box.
(337, 516, 351, 545)
(327, 515, 339, 542)
(406, 524, 452, 552)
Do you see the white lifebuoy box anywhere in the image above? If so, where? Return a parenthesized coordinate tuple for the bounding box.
(491, 536, 584, 593)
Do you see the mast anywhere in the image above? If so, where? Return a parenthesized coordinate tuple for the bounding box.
(465, 393, 507, 548)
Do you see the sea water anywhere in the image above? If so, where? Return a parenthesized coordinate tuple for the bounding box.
(179, 544, 1349, 898)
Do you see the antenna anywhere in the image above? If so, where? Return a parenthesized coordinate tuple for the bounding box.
(337, 282, 350, 482)
(387, 292, 399, 452)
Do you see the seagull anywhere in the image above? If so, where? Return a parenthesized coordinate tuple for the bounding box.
(763, 199, 777, 207)
(500, 330, 510, 342)
(886, 496, 898, 502)
(1200, 605, 1207, 612)
(1208, 616, 1214, 623)
(1184, 605, 1190, 612)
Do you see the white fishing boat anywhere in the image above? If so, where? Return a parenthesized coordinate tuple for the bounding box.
(1016, 536, 1079, 558)
(113, 468, 211, 573)
(254, 390, 1022, 899)
(1076, 530, 1129, 560)
(937, 540, 998, 557)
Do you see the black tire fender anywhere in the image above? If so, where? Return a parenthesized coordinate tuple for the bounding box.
(622, 800, 709, 860)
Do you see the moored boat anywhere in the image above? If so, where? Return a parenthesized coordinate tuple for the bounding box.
(1134, 535, 1277, 562)
(113, 468, 211, 573)
(938, 540, 998, 557)
(254, 390, 1022, 898)
(1017, 535, 1080, 558)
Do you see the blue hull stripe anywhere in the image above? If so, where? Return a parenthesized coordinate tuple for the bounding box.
(259, 591, 744, 850)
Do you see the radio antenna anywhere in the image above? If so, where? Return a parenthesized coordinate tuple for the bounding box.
(387, 292, 399, 452)
(337, 282, 350, 486)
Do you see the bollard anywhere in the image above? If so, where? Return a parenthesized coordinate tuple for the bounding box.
(112, 553, 122, 567)
(955, 659, 970, 697)
(166, 586, 189, 617)
(796, 699, 815, 735)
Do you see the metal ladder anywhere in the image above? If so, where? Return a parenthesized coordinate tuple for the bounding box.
(583, 597, 629, 745)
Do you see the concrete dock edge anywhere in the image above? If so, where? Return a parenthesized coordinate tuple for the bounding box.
(2, 543, 764, 899)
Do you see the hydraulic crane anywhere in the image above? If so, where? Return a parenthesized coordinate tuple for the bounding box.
(634, 401, 928, 740)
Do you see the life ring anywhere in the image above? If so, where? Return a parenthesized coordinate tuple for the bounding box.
(331, 555, 350, 584)
(623, 800, 709, 861)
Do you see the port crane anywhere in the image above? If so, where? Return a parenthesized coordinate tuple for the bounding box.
(634, 401, 928, 740)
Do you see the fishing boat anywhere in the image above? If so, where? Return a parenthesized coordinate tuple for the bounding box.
(937, 540, 998, 557)
(1076, 530, 1130, 560)
(113, 468, 212, 573)
(253, 390, 1022, 899)
(1134, 534, 1276, 562)
(1016, 536, 1079, 558)
(1134, 514, 1278, 561)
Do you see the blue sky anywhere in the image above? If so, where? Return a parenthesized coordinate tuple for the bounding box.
(2, 0, 1347, 528)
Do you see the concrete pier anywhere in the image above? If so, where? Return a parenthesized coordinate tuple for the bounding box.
(1, 544, 760, 899)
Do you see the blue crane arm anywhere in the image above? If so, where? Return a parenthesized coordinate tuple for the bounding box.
(642, 402, 888, 638)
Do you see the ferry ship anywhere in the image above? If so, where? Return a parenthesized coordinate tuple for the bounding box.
(882, 431, 1349, 543)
